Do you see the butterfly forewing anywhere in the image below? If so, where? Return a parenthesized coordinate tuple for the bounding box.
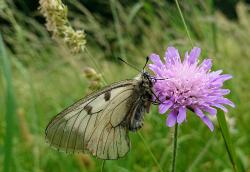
(45, 80, 136, 159)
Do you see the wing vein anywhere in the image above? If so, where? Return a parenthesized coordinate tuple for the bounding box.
(65, 108, 83, 153)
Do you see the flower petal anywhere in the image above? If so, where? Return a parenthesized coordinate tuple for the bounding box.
(188, 47, 201, 64)
(177, 107, 186, 124)
(201, 116, 214, 131)
(184, 51, 189, 63)
(202, 106, 217, 116)
(194, 108, 205, 118)
(195, 108, 214, 131)
(217, 74, 232, 82)
(166, 110, 177, 127)
(216, 98, 235, 108)
(164, 46, 180, 65)
(209, 70, 223, 79)
(200, 59, 212, 72)
(148, 64, 162, 76)
(217, 89, 230, 95)
(213, 104, 228, 112)
(149, 53, 163, 67)
(159, 101, 173, 114)
(211, 74, 232, 84)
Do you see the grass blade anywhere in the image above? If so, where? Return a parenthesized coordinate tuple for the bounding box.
(0, 34, 16, 172)
(138, 132, 164, 172)
(187, 136, 214, 172)
(217, 110, 241, 172)
(110, 0, 126, 59)
(174, 0, 193, 46)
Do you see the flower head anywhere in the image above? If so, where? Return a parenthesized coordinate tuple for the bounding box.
(149, 46, 235, 131)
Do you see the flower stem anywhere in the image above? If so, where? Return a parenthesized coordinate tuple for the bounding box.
(171, 124, 178, 172)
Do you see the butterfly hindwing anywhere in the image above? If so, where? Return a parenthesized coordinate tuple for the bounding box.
(45, 80, 136, 159)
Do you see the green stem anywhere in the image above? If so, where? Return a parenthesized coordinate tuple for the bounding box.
(171, 124, 178, 172)
(138, 132, 164, 172)
(110, 0, 126, 59)
(101, 160, 105, 172)
(209, 0, 217, 53)
(217, 111, 240, 172)
(174, 0, 193, 46)
(85, 48, 108, 85)
(1, 34, 16, 172)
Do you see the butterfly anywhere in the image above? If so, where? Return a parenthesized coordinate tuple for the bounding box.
(45, 58, 158, 160)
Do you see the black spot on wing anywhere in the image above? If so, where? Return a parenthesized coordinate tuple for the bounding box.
(104, 90, 111, 101)
(84, 105, 92, 115)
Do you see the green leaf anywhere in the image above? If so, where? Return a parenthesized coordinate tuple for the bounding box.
(0, 33, 16, 172)
(217, 110, 241, 172)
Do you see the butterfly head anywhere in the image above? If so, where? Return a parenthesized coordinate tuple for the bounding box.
(138, 71, 153, 92)
(134, 71, 152, 85)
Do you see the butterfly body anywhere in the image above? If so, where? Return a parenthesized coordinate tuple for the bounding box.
(45, 71, 153, 159)
(125, 72, 153, 131)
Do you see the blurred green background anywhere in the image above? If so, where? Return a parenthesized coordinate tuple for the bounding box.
(1, 0, 250, 172)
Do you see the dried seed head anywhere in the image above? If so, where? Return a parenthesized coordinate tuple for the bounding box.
(83, 67, 102, 91)
(83, 67, 97, 79)
(39, 0, 86, 53)
(88, 80, 102, 91)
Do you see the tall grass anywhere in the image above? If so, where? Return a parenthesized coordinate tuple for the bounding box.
(0, 34, 16, 172)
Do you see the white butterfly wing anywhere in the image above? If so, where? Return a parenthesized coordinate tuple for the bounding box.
(45, 80, 137, 159)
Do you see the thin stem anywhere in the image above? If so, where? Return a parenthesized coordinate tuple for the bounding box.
(101, 160, 105, 172)
(174, 0, 193, 46)
(171, 124, 178, 172)
(210, 0, 218, 53)
(138, 132, 164, 172)
(85, 48, 108, 85)
(110, 0, 126, 59)
(217, 111, 239, 172)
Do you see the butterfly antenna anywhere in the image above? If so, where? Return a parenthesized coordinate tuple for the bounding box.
(151, 77, 169, 81)
(118, 57, 141, 72)
(142, 56, 149, 71)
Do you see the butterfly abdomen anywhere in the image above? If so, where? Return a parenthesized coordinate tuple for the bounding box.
(129, 106, 145, 131)
(126, 95, 147, 132)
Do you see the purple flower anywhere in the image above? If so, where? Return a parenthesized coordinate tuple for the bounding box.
(149, 46, 235, 131)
